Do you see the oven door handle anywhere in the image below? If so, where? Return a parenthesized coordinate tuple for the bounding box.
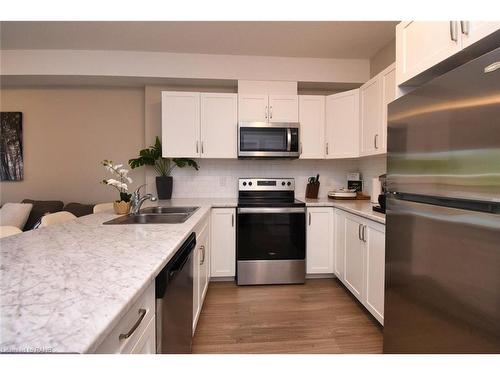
(287, 128, 292, 152)
(237, 207, 306, 214)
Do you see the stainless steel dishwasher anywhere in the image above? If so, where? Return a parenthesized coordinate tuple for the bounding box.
(155, 232, 196, 353)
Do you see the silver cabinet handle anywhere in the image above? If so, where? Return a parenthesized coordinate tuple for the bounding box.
(265, 105, 268, 119)
(358, 224, 362, 241)
(450, 21, 458, 42)
(269, 106, 273, 119)
(460, 21, 469, 35)
(374, 134, 379, 149)
(300, 142, 303, 155)
(201, 141, 204, 154)
(231, 213, 234, 227)
(200, 245, 205, 265)
(308, 212, 311, 226)
(119, 308, 147, 341)
(196, 141, 199, 154)
(326, 142, 329, 155)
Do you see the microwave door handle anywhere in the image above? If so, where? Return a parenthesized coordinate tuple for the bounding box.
(287, 128, 292, 152)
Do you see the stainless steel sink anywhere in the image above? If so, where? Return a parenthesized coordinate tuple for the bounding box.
(103, 206, 199, 225)
(140, 206, 199, 215)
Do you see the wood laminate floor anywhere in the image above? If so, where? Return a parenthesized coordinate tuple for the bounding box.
(192, 278, 383, 354)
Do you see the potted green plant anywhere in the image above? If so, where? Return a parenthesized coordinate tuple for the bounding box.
(100, 159, 133, 214)
(129, 136, 199, 199)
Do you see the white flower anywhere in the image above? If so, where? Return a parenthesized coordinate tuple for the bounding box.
(114, 164, 123, 169)
(118, 168, 129, 176)
(120, 183, 128, 191)
(126, 176, 133, 184)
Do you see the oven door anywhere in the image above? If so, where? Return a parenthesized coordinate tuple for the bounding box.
(237, 207, 306, 260)
(238, 122, 299, 158)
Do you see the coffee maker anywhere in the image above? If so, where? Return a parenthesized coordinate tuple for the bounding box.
(372, 174, 387, 214)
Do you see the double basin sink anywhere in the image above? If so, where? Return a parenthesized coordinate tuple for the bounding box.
(103, 206, 200, 225)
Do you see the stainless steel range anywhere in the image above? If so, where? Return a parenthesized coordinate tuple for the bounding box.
(236, 178, 306, 285)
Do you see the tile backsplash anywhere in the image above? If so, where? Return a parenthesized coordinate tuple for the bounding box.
(146, 156, 387, 199)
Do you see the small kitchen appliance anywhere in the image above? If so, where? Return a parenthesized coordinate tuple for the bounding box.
(236, 178, 306, 285)
(238, 122, 300, 158)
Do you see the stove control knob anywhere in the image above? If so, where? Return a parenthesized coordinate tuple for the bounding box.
(287, 181, 292, 186)
(243, 182, 247, 186)
(248, 182, 253, 186)
(282, 181, 286, 186)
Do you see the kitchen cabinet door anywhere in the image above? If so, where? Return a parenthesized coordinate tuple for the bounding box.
(360, 76, 383, 156)
(461, 21, 500, 48)
(210, 208, 236, 277)
(130, 317, 156, 354)
(268, 95, 299, 123)
(380, 64, 396, 154)
(364, 221, 386, 325)
(325, 89, 360, 159)
(238, 94, 268, 122)
(161, 91, 201, 158)
(333, 209, 346, 280)
(201, 93, 238, 158)
(396, 21, 462, 85)
(306, 207, 334, 274)
(198, 222, 210, 304)
(298, 95, 325, 159)
(192, 241, 201, 332)
(344, 214, 365, 301)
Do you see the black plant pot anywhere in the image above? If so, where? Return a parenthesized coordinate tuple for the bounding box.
(156, 176, 173, 200)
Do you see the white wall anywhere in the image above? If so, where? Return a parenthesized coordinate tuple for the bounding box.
(0, 49, 370, 84)
(358, 155, 387, 196)
(167, 158, 360, 199)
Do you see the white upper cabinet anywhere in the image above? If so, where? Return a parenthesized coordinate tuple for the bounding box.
(396, 21, 462, 85)
(238, 94, 298, 123)
(162, 91, 237, 159)
(201, 93, 238, 158)
(268, 95, 299, 122)
(359, 63, 395, 156)
(162, 91, 201, 158)
(238, 94, 268, 122)
(306, 207, 334, 274)
(396, 21, 500, 86)
(380, 64, 396, 153)
(298, 95, 325, 159)
(461, 21, 500, 48)
(325, 89, 360, 159)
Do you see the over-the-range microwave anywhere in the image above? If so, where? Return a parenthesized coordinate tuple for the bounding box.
(238, 122, 300, 158)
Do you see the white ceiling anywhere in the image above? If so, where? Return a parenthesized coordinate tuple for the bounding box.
(0, 21, 397, 59)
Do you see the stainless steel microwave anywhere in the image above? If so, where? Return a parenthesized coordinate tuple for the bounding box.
(238, 122, 300, 158)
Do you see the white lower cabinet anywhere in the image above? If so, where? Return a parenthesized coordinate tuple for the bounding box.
(95, 282, 155, 354)
(306, 207, 334, 274)
(193, 219, 210, 333)
(343, 214, 366, 300)
(364, 222, 386, 324)
(210, 208, 236, 278)
(334, 209, 386, 325)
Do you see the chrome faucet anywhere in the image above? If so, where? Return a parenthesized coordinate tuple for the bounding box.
(130, 184, 157, 215)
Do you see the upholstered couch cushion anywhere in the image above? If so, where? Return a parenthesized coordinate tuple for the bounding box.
(0, 203, 33, 229)
(63, 202, 94, 217)
(21, 199, 64, 231)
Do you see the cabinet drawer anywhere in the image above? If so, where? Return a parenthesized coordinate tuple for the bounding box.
(95, 281, 155, 353)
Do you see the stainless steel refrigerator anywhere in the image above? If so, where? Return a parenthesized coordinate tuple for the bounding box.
(384, 47, 500, 353)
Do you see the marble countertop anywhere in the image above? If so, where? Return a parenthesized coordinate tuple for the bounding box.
(0, 196, 381, 353)
(298, 197, 385, 224)
(0, 198, 237, 353)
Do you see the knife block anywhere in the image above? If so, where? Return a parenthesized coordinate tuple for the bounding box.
(305, 182, 320, 199)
